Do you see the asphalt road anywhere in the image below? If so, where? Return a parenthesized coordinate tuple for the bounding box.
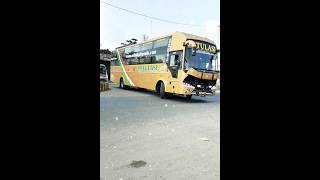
(100, 84, 220, 180)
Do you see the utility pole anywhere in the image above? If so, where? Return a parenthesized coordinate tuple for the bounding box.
(217, 26, 220, 49)
(142, 34, 148, 41)
(150, 20, 152, 38)
(217, 25, 220, 71)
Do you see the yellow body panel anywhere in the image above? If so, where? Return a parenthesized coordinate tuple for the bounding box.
(186, 68, 220, 80)
(111, 63, 172, 91)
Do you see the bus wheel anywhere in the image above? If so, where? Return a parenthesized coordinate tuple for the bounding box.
(160, 82, 167, 99)
(119, 78, 124, 89)
(186, 95, 192, 100)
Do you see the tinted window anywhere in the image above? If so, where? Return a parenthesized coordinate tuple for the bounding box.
(144, 56, 152, 64)
(153, 54, 166, 63)
(141, 42, 153, 51)
(125, 47, 133, 54)
(120, 37, 171, 65)
(133, 45, 141, 53)
(138, 57, 143, 64)
(129, 57, 139, 65)
(124, 57, 129, 65)
(153, 37, 171, 48)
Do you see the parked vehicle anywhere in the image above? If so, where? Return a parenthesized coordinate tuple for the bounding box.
(100, 64, 108, 81)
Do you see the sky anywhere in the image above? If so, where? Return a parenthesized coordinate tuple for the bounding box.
(100, 0, 220, 50)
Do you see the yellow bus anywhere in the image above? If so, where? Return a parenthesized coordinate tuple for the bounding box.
(110, 32, 220, 100)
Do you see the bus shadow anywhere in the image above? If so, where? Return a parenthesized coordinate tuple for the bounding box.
(165, 95, 212, 103)
(117, 87, 212, 103)
(123, 87, 159, 96)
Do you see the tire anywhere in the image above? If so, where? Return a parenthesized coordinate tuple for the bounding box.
(159, 82, 167, 99)
(119, 78, 124, 89)
(156, 84, 160, 95)
(186, 95, 192, 100)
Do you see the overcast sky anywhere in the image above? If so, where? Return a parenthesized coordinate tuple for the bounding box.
(100, 0, 220, 50)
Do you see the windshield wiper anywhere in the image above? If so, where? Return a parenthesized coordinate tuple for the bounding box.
(193, 67, 213, 72)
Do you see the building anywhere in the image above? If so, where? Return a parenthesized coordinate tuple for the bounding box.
(100, 53, 115, 79)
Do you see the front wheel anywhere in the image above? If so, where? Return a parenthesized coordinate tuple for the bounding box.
(160, 82, 167, 99)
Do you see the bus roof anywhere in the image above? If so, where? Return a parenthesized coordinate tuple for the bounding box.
(115, 32, 216, 50)
(182, 32, 215, 45)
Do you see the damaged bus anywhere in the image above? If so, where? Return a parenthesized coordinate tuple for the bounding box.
(110, 32, 220, 100)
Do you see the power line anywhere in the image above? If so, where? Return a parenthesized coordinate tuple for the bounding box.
(100, 1, 219, 28)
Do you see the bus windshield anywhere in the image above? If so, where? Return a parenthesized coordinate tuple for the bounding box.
(184, 48, 217, 71)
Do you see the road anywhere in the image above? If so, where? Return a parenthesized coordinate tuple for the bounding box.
(100, 84, 220, 180)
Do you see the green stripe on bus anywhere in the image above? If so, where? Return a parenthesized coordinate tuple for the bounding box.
(115, 50, 133, 86)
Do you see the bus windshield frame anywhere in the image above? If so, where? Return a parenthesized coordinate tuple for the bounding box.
(184, 48, 218, 72)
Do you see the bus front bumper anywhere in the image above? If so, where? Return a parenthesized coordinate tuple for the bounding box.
(182, 85, 195, 95)
(191, 86, 216, 96)
(182, 85, 216, 96)
(192, 91, 215, 96)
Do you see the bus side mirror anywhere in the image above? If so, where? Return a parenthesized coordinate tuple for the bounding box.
(192, 47, 196, 56)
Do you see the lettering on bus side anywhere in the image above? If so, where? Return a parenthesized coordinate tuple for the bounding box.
(137, 65, 159, 72)
(195, 41, 217, 54)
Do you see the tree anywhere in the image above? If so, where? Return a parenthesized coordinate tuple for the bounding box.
(131, 38, 137, 44)
(121, 38, 138, 46)
(100, 49, 111, 55)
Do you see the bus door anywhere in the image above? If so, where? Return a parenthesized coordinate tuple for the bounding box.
(168, 51, 182, 78)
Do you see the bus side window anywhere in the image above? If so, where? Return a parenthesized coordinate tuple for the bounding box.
(133, 57, 140, 65)
(150, 56, 156, 64)
(144, 56, 151, 64)
(153, 54, 165, 64)
(170, 54, 179, 66)
(125, 58, 130, 65)
(175, 55, 179, 65)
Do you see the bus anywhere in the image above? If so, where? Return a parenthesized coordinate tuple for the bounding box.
(110, 32, 220, 99)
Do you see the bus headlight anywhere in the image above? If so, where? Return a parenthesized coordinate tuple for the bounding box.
(208, 85, 212, 88)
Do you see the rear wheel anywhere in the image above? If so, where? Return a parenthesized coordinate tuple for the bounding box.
(160, 82, 167, 99)
(186, 95, 192, 100)
(119, 78, 124, 89)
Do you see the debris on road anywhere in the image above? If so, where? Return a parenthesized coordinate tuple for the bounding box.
(127, 136, 133, 141)
(199, 138, 209, 141)
(129, 160, 147, 168)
